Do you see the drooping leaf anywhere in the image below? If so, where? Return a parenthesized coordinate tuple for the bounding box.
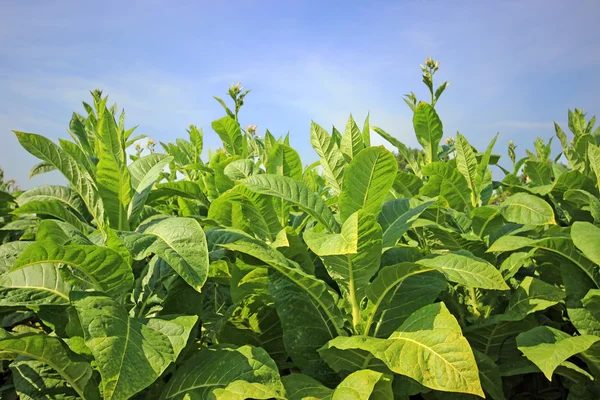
(420, 162, 470, 211)
(571, 221, 600, 265)
(417, 250, 509, 290)
(12, 241, 133, 298)
(363, 262, 446, 337)
(500, 193, 556, 225)
(378, 198, 435, 247)
(159, 345, 284, 400)
(320, 302, 484, 397)
(72, 292, 197, 400)
(517, 326, 600, 380)
(0, 333, 100, 399)
(243, 174, 339, 232)
(141, 217, 210, 292)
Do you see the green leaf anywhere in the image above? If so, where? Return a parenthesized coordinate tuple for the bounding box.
(455, 133, 479, 207)
(372, 126, 420, 176)
(304, 211, 382, 330)
(500, 192, 556, 225)
(12, 241, 133, 298)
(29, 160, 57, 178)
(224, 159, 256, 180)
(320, 302, 484, 397)
(588, 142, 600, 189)
(338, 146, 397, 222)
(524, 161, 553, 187)
(13, 199, 89, 233)
(146, 181, 209, 206)
(572, 221, 600, 265)
(362, 113, 371, 147)
(17, 185, 86, 218)
(212, 116, 243, 156)
(310, 121, 346, 194)
(340, 114, 365, 161)
(473, 350, 505, 400)
(141, 217, 210, 292)
(517, 326, 600, 380)
(417, 250, 509, 290)
(208, 186, 281, 241)
(243, 174, 339, 232)
(160, 345, 284, 399)
(0, 333, 100, 399)
(214, 229, 346, 382)
(378, 198, 435, 247)
(14, 131, 106, 231)
(363, 262, 446, 337)
(0, 262, 71, 306)
(332, 369, 393, 400)
(36, 219, 93, 245)
(127, 154, 173, 226)
(420, 162, 470, 211)
(413, 102, 443, 164)
(10, 359, 80, 400)
(72, 292, 197, 400)
(0, 241, 31, 274)
(96, 105, 131, 230)
(266, 143, 303, 181)
(282, 373, 333, 400)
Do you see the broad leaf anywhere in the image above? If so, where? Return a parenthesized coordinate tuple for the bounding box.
(72, 292, 197, 400)
(338, 146, 397, 222)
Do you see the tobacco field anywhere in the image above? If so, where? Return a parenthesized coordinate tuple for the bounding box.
(1, 60, 600, 399)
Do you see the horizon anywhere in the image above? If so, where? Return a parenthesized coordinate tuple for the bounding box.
(1, 0, 599, 188)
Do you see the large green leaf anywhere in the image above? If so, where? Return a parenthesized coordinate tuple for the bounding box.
(14, 131, 105, 231)
(13, 199, 89, 233)
(127, 154, 173, 225)
(208, 186, 281, 241)
(413, 102, 443, 164)
(310, 121, 346, 194)
(146, 181, 209, 206)
(588, 142, 600, 189)
(141, 217, 210, 292)
(72, 292, 197, 400)
(160, 345, 284, 399)
(420, 162, 470, 211)
(212, 116, 243, 156)
(12, 241, 133, 298)
(282, 373, 333, 400)
(417, 250, 509, 290)
(378, 198, 435, 247)
(517, 326, 600, 380)
(304, 211, 382, 330)
(96, 105, 132, 230)
(455, 132, 479, 207)
(0, 333, 100, 399)
(214, 229, 346, 382)
(572, 221, 600, 265)
(500, 193, 556, 225)
(363, 262, 446, 337)
(266, 143, 303, 181)
(338, 146, 397, 222)
(243, 174, 339, 232)
(372, 126, 420, 176)
(332, 369, 393, 400)
(340, 115, 365, 161)
(320, 302, 484, 397)
(0, 262, 71, 306)
(17, 185, 86, 218)
(10, 358, 79, 400)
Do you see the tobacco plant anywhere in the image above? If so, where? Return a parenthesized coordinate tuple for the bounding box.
(1, 60, 600, 399)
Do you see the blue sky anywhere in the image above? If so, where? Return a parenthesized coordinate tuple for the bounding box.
(1, 0, 599, 188)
